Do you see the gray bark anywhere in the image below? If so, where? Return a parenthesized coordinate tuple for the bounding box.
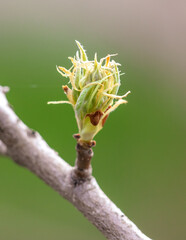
(0, 140, 7, 156)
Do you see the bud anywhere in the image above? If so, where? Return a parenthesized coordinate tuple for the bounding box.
(48, 41, 130, 143)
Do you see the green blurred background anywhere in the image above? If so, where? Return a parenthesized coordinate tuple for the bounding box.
(0, 0, 185, 239)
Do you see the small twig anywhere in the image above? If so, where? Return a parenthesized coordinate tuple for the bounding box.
(72, 134, 96, 181)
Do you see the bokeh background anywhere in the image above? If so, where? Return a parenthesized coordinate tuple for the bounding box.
(0, 0, 185, 239)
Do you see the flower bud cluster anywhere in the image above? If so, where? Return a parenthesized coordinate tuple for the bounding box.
(48, 41, 130, 142)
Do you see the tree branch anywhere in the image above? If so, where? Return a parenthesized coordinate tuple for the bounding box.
(0, 86, 151, 240)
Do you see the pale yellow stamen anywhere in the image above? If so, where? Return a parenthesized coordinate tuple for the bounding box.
(105, 55, 110, 67)
(100, 99, 128, 121)
(102, 90, 131, 99)
(100, 54, 118, 65)
(68, 57, 77, 67)
(57, 65, 81, 91)
(47, 100, 74, 106)
(58, 66, 71, 76)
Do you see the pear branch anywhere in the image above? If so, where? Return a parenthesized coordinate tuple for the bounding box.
(0, 86, 151, 240)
